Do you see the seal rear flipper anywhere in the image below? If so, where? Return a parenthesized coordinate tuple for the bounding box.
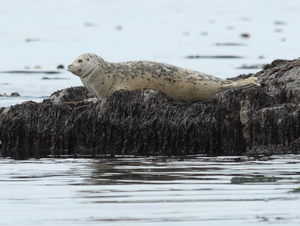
(222, 77, 260, 90)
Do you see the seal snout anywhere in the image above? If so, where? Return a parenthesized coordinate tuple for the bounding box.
(67, 64, 73, 72)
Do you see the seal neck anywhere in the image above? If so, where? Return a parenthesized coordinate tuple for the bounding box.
(80, 60, 114, 100)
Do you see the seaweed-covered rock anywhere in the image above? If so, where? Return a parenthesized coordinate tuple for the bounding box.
(1, 58, 300, 159)
(46, 86, 94, 103)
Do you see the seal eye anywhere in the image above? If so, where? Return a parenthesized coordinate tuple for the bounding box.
(78, 59, 83, 63)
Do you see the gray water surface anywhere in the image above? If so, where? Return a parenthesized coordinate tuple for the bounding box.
(1, 155, 300, 225)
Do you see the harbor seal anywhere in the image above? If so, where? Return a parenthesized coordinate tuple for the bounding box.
(67, 53, 260, 102)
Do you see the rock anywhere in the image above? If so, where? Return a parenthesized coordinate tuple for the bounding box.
(199, 31, 208, 36)
(41, 77, 68, 80)
(236, 64, 265, 69)
(241, 33, 250, 38)
(185, 55, 244, 59)
(274, 21, 287, 25)
(0, 92, 20, 97)
(1, 58, 300, 159)
(84, 22, 98, 27)
(263, 59, 292, 70)
(57, 64, 64, 69)
(25, 38, 40, 42)
(10, 92, 20, 97)
(0, 70, 61, 74)
(46, 86, 94, 103)
(215, 43, 247, 46)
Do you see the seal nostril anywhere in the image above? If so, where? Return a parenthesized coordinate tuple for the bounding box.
(67, 65, 74, 72)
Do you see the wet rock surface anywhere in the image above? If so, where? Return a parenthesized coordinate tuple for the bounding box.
(1, 59, 300, 159)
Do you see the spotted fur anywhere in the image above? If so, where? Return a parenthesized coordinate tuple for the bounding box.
(68, 53, 259, 102)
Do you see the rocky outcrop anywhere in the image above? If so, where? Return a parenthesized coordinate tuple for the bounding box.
(1, 58, 300, 159)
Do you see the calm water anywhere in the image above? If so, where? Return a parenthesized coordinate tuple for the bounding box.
(1, 155, 300, 225)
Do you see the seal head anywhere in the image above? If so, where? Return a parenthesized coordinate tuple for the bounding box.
(67, 53, 103, 78)
(68, 53, 112, 99)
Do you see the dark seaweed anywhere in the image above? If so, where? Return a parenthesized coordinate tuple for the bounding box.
(1, 59, 300, 159)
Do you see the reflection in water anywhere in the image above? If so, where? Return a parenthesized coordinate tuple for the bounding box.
(87, 157, 220, 185)
(0, 155, 300, 225)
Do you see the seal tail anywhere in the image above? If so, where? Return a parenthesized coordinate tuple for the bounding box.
(222, 77, 260, 90)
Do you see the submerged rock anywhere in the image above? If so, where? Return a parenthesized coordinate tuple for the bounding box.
(10, 92, 20, 97)
(185, 55, 244, 59)
(57, 64, 64, 69)
(1, 59, 300, 159)
(0, 92, 21, 97)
